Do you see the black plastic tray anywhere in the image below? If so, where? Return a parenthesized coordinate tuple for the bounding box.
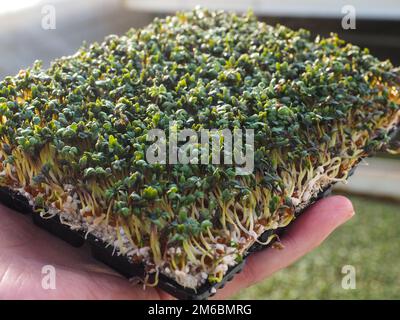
(1, 124, 398, 300)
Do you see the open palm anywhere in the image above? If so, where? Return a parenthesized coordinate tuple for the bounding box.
(0, 196, 354, 299)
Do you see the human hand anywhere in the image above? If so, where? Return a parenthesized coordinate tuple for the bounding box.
(0, 195, 354, 299)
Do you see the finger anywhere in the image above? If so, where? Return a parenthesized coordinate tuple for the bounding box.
(214, 195, 355, 299)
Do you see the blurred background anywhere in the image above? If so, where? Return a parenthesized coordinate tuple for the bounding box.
(1, 0, 399, 299)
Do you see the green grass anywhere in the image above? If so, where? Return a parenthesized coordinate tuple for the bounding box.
(232, 195, 400, 299)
